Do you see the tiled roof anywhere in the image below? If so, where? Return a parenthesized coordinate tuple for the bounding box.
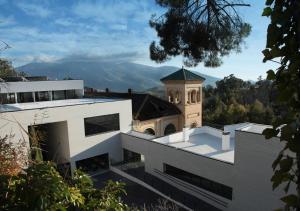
(160, 68, 205, 82)
(86, 92, 181, 121)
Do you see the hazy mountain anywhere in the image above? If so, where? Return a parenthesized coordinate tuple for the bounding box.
(17, 60, 220, 92)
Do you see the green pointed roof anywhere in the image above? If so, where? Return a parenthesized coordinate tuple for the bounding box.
(160, 67, 205, 82)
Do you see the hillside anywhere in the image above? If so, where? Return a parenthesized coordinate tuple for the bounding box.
(17, 60, 219, 92)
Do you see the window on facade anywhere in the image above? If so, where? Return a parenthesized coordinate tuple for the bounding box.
(66, 90, 78, 99)
(17, 92, 34, 103)
(164, 164, 233, 199)
(168, 91, 174, 103)
(144, 128, 155, 136)
(0, 93, 8, 104)
(164, 124, 176, 135)
(84, 113, 120, 136)
(52, 90, 66, 100)
(175, 91, 181, 104)
(197, 90, 201, 102)
(35, 91, 50, 102)
(191, 90, 197, 103)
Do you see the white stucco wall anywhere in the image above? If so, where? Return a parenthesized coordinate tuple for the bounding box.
(0, 80, 84, 93)
(230, 130, 290, 211)
(0, 99, 132, 171)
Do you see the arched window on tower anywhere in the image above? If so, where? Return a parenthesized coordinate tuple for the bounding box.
(164, 123, 176, 135)
(197, 89, 201, 102)
(144, 128, 155, 136)
(175, 91, 181, 104)
(191, 90, 197, 103)
(168, 91, 174, 103)
(187, 91, 191, 104)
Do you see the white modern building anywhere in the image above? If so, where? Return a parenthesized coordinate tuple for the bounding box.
(0, 76, 292, 211)
(0, 76, 83, 104)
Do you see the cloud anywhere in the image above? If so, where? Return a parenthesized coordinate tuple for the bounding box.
(54, 18, 73, 26)
(72, 1, 154, 24)
(16, 2, 51, 18)
(57, 52, 142, 63)
(0, 15, 16, 27)
(109, 24, 127, 31)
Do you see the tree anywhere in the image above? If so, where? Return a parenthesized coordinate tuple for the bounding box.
(0, 138, 129, 211)
(262, 0, 300, 209)
(150, 0, 251, 67)
(0, 58, 26, 78)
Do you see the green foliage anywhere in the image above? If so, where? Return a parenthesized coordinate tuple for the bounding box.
(203, 74, 275, 125)
(150, 0, 251, 67)
(0, 161, 129, 211)
(262, 0, 300, 209)
(0, 58, 26, 77)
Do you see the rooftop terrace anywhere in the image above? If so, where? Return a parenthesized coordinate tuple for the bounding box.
(152, 126, 236, 164)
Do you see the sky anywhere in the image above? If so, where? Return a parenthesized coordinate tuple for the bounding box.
(0, 0, 277, 80)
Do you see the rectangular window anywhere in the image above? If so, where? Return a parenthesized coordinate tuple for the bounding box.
(17, 92, 34, 103)
(52, 90, 66, 100)
(164, 164, 233, 200)
(84, 113, 120, 136)
(35, 91, 50, 102)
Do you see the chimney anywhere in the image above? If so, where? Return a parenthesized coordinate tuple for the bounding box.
(183, 127, 189, 142)
(105, 88, 109, 93)
(222, 131, 230, 150)
(128, 88, 132, 95)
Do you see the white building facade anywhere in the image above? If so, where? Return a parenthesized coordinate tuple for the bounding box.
(0, 78, 292, 210)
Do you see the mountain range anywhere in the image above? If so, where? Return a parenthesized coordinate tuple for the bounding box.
(17, 59, 220, 92)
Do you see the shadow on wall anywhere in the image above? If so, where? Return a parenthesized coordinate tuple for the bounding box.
(70, 133, 123, 172)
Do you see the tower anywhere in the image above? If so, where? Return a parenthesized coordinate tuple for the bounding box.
(160, 67, 205, 128)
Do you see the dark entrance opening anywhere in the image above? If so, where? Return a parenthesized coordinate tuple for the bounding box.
(123, 149, 141, 163)
(28, 121, 69, 163)
(76, 153, 109, 174)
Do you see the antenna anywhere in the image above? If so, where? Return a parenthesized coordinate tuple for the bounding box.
(0, 40, 12, 52)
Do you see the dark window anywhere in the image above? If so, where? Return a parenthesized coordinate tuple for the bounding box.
(6, 93, 16, 104)
(66, 90, 78, 99)
(144, 128, 155, 136)
(35, 91, 50, 101)
(164, 164, 233, 200)
(17, 92, 34, 103)
(84, 113, 120, 136)
(52, 90, 66, 100)
(164, 123, 176, 135)
(123, 149, 141, 163)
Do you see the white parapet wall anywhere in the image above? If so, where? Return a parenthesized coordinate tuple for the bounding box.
(153, 126, 224, 145)
(0, 80, 84, 94)
(224, 123, 251, 138)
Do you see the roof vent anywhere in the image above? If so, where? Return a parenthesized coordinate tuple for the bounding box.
(222, 131, 230, 150)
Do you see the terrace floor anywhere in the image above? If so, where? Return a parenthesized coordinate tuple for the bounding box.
(167, 133, 235, 163)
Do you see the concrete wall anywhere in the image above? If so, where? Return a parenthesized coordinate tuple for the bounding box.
(0, 99, 132, 172)
(0, 80, 84, 93)
(121, 133, 234, 210)
(230, 131, 289, 211)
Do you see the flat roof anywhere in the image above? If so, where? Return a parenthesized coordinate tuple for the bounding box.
(0, 98, 125, 113)
(167, 133, 234, 163)
(238, 123, 272, 134)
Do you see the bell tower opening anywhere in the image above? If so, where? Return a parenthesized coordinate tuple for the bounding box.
(160, 67, 205, 129)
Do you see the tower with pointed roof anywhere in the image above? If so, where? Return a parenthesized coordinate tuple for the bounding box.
(160, 67, 205, 128)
